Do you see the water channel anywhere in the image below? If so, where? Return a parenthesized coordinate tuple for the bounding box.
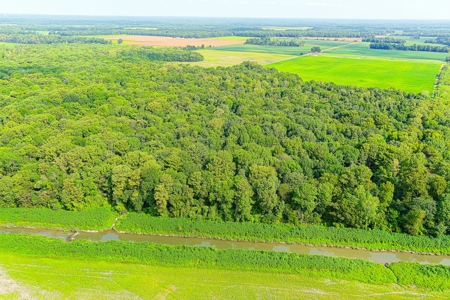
(2, 227, 450, 265)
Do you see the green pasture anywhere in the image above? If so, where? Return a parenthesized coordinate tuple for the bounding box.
(324, 42, 449, 62)
(0, 254, 445, 300)
(267, 56, 442, 94)
(186, 50, 294, 67)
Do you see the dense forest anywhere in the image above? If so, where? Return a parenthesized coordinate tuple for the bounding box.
(0, 34, 111, 45)
(370, 42, 450, 52)
(1, 44, 450, 238)
(362, 37, 406, 44)
(245, 38, 305, 47)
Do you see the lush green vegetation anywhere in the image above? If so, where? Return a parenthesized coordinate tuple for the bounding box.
(1, 44, 450, 239)
(2, 254, 443, 300)
(118, 47, 204, 62)
(0, 234, 395, 285)
(1, 234, 450, 292)
(388, 262, 450, 291)
(116, 213, 450, 254)
(266, 56, 441, 93)
(0, 208, 115, 230)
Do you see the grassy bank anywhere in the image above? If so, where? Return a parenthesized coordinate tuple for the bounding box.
(0, 234, 395, 285)
(1, 254, 442, 300)
(0, 207, 116, 231)
(1, 234, 449, 292)
(116, 213, 450, 255)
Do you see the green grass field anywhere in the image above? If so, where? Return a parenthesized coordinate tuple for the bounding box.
(324, 42, 449, 62)
(186, 50, 295, 67)
(0, 254, 446, 300)
(266, 56, 442, 94)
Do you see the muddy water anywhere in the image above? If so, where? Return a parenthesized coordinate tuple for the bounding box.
(2, 227, 450, 265)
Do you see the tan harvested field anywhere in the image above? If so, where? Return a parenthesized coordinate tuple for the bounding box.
(105, 35, 245, 47)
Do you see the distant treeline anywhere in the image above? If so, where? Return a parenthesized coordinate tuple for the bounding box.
(362, 37, 406, 44)
(370, 42, 450, 52)
(426, 37, 450, 46)
(118, 48, 204, 62)
(0, 34, 111, 45)
(245, 37, 305, 47)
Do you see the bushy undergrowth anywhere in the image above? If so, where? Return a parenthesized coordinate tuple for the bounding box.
(0, 208, 115, 231)
(388, 262, 450, 291)
(116, 213, 450, 254)
(0, 234, 395, 285)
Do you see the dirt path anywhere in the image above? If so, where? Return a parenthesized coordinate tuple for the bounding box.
(0, 267, 34, 299)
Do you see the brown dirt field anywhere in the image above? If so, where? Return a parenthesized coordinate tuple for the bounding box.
(105, 36, 245, 47)
(301, 37, 363, 42)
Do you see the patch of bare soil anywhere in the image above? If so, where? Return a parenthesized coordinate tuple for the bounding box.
(0, 267, 33, 299)
(105, 36, 245, 47)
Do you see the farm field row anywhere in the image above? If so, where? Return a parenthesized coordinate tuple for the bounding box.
(212, 39, 352, 56)
(0, 254, 441, 300)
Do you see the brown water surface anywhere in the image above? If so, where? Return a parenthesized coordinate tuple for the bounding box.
(2, 227, 450, 265)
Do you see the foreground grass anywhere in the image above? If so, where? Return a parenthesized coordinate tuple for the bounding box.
(0, 254, 444, 300)
(267, 55, 441, 93)
(186, 49, 295, 67)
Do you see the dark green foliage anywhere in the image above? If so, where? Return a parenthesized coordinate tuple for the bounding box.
(0, 208, 115, 230)
(116, 213, 450, 254)
(363, 37, 406, 44)
(0, 34, 111, 45)
(0, 234, 396, 285)
(370, 42, 449, 52)
(118, 47, 204, 62)
(245, 38, 305, 47)
(0, 43, 449, 239)
(388, 262, 450, 291)
(311, 46, 321, 53)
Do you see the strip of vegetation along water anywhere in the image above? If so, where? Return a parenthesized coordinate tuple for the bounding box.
(1, 209, 450, 261)
(1, 227, 450, 266)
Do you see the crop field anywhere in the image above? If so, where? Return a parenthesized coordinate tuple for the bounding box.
(0, 254, 446, 300)
(104, 35, 245, 47)
(185, 49, 295, 67)
(266, 56, 442, 93)
(213, 40, 351, 56)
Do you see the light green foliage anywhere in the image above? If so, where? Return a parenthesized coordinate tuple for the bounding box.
(0, 234, 396, 285)
(0, 207, 115, 230)
(116, 213, 450, 254)
(388, 262, 450, 291)
(267, 56, 441, 93)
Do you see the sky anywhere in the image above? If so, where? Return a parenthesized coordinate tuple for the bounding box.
(0, 0, 449, 19)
